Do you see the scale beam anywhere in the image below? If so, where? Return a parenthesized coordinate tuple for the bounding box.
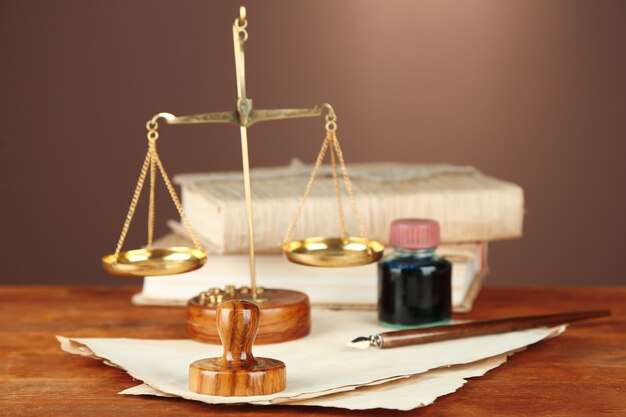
(165, 106, 325, 127)
(166, 111, 237, 125)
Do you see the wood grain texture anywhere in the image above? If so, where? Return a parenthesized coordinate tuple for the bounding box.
(1, 286, 625, 416)
(187, 289, 310, 344)
(189, 300, 286, 396)
(380, 310, 611, 348)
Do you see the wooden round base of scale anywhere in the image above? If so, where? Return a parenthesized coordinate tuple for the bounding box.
(186, 288, 311, 344)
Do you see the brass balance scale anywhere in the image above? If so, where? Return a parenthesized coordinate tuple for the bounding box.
(102, 6, 384, 344)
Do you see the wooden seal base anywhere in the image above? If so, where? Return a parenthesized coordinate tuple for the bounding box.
(189, 357, 286, 396)
(186, 289, 310, 344)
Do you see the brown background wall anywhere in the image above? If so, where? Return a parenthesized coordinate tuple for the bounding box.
(1, 0, 624, 286)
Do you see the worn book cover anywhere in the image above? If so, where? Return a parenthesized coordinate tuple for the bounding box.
(174, 160, 524, 254)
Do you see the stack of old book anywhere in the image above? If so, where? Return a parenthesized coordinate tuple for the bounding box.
(134, 160, 524, 312)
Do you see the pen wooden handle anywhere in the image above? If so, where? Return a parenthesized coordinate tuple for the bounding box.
(379, 310, 611, 349)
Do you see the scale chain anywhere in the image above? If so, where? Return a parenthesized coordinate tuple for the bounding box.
(113, 119, 205, 256)
(283, 110, 370, 246)
(151, 142, 205, 252)
(282, 134, 331, 244)
(330, 132, 369, 242)
(328, 123, 346, 240)
(147, 137, 157, 250)
(114, 149, 152, 256)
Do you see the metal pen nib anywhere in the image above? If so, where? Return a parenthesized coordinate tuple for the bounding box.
(347, 334, 383, 349)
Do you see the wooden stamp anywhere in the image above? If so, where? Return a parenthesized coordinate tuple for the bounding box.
(189, 299, 287, 396)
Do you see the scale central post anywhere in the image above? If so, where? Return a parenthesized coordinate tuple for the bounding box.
(233, 8, 259, 300)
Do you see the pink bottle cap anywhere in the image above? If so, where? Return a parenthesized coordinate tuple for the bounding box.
(389, 219, 441, 249)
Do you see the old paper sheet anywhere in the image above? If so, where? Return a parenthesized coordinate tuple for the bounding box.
(121, 353, 513, 410)
(58, 309, 565, 410)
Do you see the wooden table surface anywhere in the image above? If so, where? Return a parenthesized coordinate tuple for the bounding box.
(1, 286, 625, 416)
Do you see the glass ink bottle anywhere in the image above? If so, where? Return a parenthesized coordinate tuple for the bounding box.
(378, 219, 452, 328)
